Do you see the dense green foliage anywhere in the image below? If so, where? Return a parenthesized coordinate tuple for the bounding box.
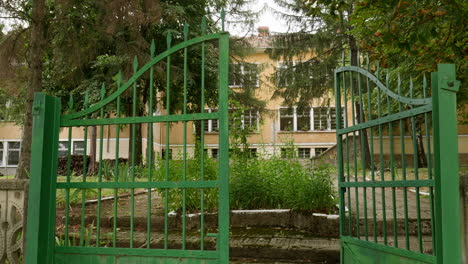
(230, 155, 336, 212)
(58, 154, 337, 213)
(151, 154, 336, 213)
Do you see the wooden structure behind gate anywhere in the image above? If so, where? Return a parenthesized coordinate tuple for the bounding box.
(25, 18, 230, 264)
(335, 54, 462, 264)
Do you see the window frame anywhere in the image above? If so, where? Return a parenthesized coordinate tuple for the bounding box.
(5, 141, 21, 167)
(298, 148, 311, 159)
(279, 106, 343, 132)
(276, 61, 313, 88)
(204, 109, 220, 133)
(229, 62, 260, 88)
(314, 147, 329, 157)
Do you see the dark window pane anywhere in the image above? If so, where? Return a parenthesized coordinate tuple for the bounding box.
(8, 142, 20, 149)
(280, 108, 294, 131)
(297, 107, 310, 131)
(7, 151, 19, 166)
(211, 149, 218, 159)
(313, 107, 328, 130)
(58, 141, 69, 157)
(73, 141, 85, 155)
(315, 147, 328, 156)
(298, 148, 310, 158)
(244, 63, 258, 87)
(243, 110, 258, 131)
(162, 149, 173, 160)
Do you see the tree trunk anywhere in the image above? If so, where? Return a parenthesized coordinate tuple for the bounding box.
(128, 107, 143, 166)
(416, 119, 428, 168)
(88, 126, 97, 174)
(16, 0, 46, 179)
(349, 35, 373, 170)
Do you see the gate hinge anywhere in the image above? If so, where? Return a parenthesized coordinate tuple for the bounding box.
(441, 79, 460, 92)
(32, 101, 43, 116)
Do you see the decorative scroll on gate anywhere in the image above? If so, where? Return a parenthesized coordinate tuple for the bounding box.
(335, 54, 461, 263)
(25, 15, 230, 264)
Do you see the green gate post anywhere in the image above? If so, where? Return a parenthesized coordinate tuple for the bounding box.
(25, 93, 61, 264)
(432, 64, 461, 263)
(217, 32, 230, 263)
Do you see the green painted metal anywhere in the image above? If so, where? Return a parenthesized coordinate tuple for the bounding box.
(432, 64, 462, 264)
(25, 93, 61, 264)
(335, 59, 461, 263)
(26, 17, 230, 263)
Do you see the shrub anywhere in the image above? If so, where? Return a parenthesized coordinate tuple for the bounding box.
(230, 155, 336, 212)
(153, 155, 219, 212)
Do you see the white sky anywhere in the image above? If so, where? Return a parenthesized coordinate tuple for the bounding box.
(1, 1, 290, 35)
(226, 0, 291, 36)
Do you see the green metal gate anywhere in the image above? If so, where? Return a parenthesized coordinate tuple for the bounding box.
(25, 18, 230, 264)
(335, 55, 462, 263)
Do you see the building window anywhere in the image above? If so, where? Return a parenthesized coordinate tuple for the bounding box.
(229, 63, 259, 87)
(276, 61, 312, 87)
(330, 108, 344, 130)
(242, 110, 259, 131)
(297, 107, 311, 131)
(313, 107, 329, 131)
(279, 106, 343, 132)
(204, 109, 219, 133)
(211, 149, 218, 159)
(279, 108, 294, 131)
(58, 141, 69, 157)
(7, 142, 20, 166)
(281, 148, 295, 159)
(73, 141, 85, 155)
(248, 148, 257, 158)
(0, 142, 3, 166)
(229, 109, 259, 132)
(161, 149, 173, 160)
(314, 147, 328, 157)
(298, 148, 311, 158)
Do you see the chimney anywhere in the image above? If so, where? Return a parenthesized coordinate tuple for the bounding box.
(258, 26, 270, 37)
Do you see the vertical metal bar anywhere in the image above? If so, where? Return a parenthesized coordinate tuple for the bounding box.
(357, 53, 368, 241)
(398, 73, 410, 250)
(218, 32, 230, 262)
(432, 64, 461, 263)
(80, 91, 89, 246)
(96, 84, 105, 247)
(410, 77, 423, 252)
(386, 73, 398, 248)
(423, 74, 436, 253)
(164, 32, 172, 249)
(25, 93, 61, 264)
(64, 96, 73, 247)
(182, 23, 189, 250)
(113, 73, 122, 248)
(147, 39, 155, 249)
(366, 55, 377, 243)
(342, 66, 352, 236)
(200, 17, 207, 251)
(335, 69, 346, 262)
(350, 64, 360, 239)
(130, 57, 138, 248)
(376, 65, 387, 245)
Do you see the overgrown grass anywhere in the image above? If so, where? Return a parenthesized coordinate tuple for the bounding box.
(230, 155, 336, 212)
(53, 153, 337, 213)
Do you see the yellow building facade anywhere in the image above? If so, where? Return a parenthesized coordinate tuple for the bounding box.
(0, 29, 467, 175)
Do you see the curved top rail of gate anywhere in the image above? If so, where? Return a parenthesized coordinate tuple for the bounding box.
(335, 66, 431, 106)
(334, 52, 434, 135)
(62, 24, 228, 123)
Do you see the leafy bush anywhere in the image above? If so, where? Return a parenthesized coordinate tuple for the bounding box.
(67, 152, 336, 213)
(152, 155, 219, 212)
(230, 155, 336, 212)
